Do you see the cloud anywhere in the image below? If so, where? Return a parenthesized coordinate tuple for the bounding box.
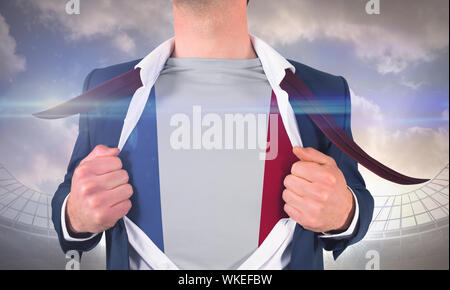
(350, 89, 449, 195)
(22, 0, 173, 55)
(19, 119, 78, 191)
(0, 116, 78, 193)
(4, 0, 448, 196)
(19, 0, 449, 73)
(248, 0, 449, 74)
(0, 14, 26, 82)
(112, 33, 137, 55)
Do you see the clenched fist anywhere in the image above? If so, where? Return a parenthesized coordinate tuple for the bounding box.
(282, 147, 355, 233)
(66, 145, 133, 235)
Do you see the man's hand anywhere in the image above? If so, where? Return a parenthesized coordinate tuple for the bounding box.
(66, 145, 133, 235)
(282, 147, 355, 233)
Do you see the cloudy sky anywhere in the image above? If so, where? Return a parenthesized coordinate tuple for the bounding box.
(0, 0, 448, 196)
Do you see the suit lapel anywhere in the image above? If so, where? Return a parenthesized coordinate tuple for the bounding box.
(119, 87, 165, 252)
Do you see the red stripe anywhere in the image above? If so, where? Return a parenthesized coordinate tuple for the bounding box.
(258, 91, 298, 246)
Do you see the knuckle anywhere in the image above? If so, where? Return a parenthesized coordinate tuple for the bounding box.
(94, 144, 106, 152)
(93, 210, 105, 225)
(90, 146, 102, 157)
(291, 161, 301, 174)
(112, 157, 123, 169)
(317, 186, 330, 201)
(282, 190, 290, 203)
(117, 158, 123, 169)
(125, 184, 134, 196)
(326, 173, 337, 185)
(283, 175, 294, 188)
(283, 204, 291, 215)
(123, 200, 132, 213)
(79, 182, 92, 195)
(74, 165, 88, 178)
(320, 192, 329, 203)
(121, 170, 129, 183)
(328, 157, 336, 166)
(87, 196, 99, 209)
(283, 175, 290, 188)
(305, 147, 316, 156)
(86, 196, 94, 209)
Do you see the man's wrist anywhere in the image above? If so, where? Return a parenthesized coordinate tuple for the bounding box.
(65, 194, 92, 238)
(61, 194, 98, 242)
(334, 188, 356, 232)
(320, 186, 359, 238)
(65, 210, 92, 239)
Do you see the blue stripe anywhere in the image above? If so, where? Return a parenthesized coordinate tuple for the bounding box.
(120, 87, 165, 252)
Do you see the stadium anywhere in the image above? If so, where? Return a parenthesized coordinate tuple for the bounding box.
(0, 163, 448, 269)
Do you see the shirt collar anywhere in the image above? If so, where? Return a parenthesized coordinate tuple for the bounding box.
(135, 37, 175, 89)
(135, 35, 295, 92)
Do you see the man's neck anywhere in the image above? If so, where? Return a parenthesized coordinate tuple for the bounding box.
(171, 1, 257, 59)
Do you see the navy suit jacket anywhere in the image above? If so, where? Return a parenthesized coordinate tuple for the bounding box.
(51, 59, 374, 270)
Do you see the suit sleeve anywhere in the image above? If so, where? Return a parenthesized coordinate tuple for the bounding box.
(51, 69, 103, 253)
(319, 76, 375, 259)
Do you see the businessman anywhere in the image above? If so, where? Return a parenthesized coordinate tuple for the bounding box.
(49, 0, 376, 269)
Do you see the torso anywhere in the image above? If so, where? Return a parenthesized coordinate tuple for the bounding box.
(154, 58, 273, 269)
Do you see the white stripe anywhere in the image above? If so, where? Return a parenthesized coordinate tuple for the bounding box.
(237, 218, 296, 270)
(125, 216, 296, 270)
(124, 217, 178, 270)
